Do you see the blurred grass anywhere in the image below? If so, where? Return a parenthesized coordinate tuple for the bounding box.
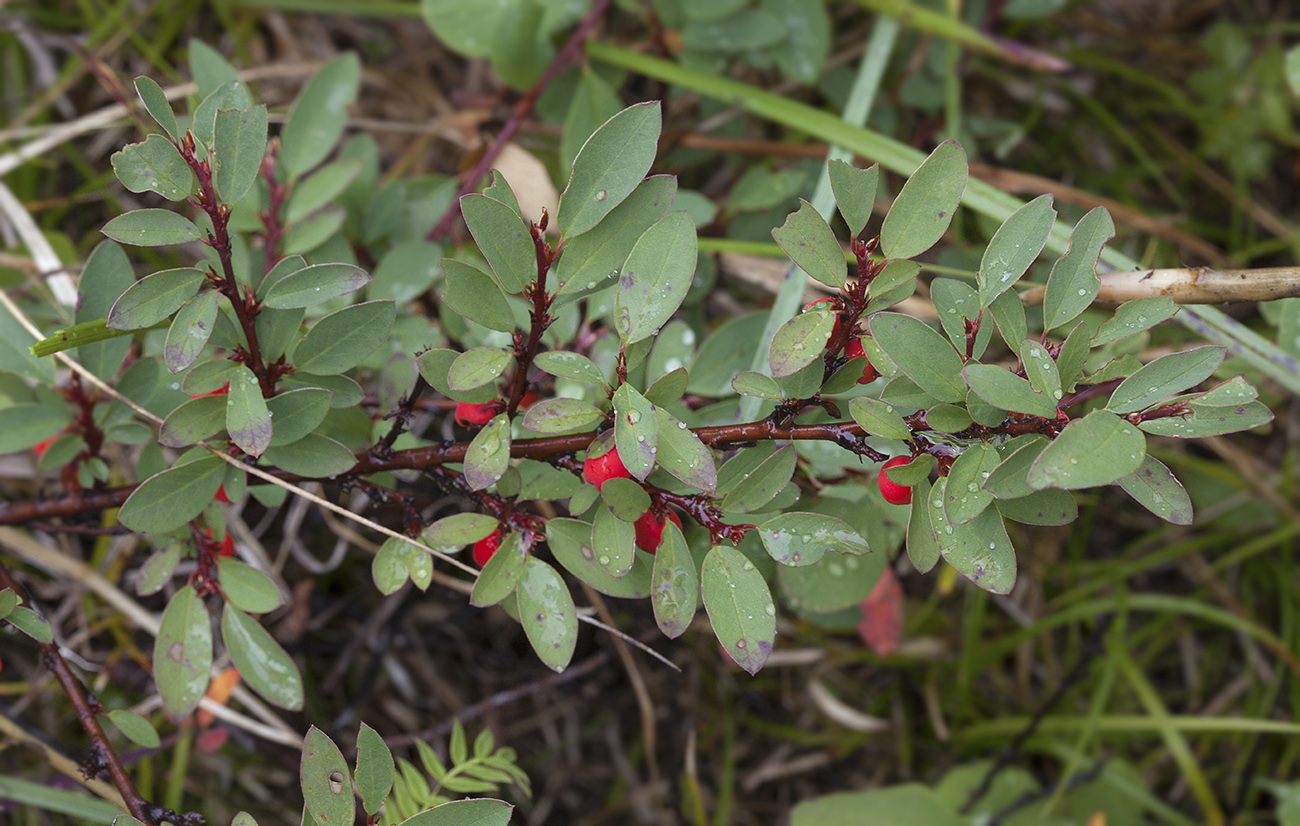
(1, 1, 1299, 824)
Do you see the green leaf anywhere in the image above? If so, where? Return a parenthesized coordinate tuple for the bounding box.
(962, 363, 1058, 419)
(994, 488, 1077, 526)
(561, 67, 625, 177)
(73, 241, 135, 380)
(988, 288, 1027, 353)
(111, 135, 196, 201)
(982, 437, 1047, 499)
(1019, 340, 1061, 403)
(790, 782, 968, 826)
(555, 175, 676, 296)
(517, 558, 577, 673)
(372, 537, 410, 595)
(1041, 207, 1115, 331)
(771, 199, 846, 288)
(601, 477, 651, 521)
(189, 40, 240, 100)
(301, 726, 355, 826)
(282, 372, 363, 408)
(0, 404, 70, 453)
(719, 444, 797, 513)
(470, 532, 526, 607)
(154, 586, 212, 716)
(213, 105, 268, 205)
(762, 0, 831, 83)
(463, 413, 511, 490)
(105, 709, 160, 748)
(5, 605, 52, 643)
(943, 443, 1000, 525)
(262, 263, 369, 309)
(421, 514, 497, 547)
(558, 101, 661, 237)
(612, 384, 657, 480)
(683, 10, 785, 52)
(225, 365, 272, 457)
(448, 346, 512, 393)
(827, 159, 878, 238)
(461, 194, 535, 295)
(848, 396, 911, 441)
(907, 478, 940, 572)
(1027, 410, 1145, 489)
(757, 511, 868, 567)
(441, 259, 515, 333)
(119, 454, 225, 533)
(162, 290, 218, 374)
(655, 407, 717, 493)
(1055, 321, 1091, 392)
(1107, 346, 1225, 415)
(369, 239, 442, 304)
(869, 313, 966, 403)
(192, 81, 252, 146)
(1138, 400, 1273, 438)
(397, 799, 513, 826)
(614, 210, 697, 343)
(769, 308, 834, 378)
(265, 388, 330, 447)
(0, 589, 16, 621)
(1092, 296, 1179, 346)
(355, 722, 394, 818)
(880, 139, 967, 260)
(217, 557, 283, 614)
(222, 604, 303, 710)
(928, 403, 973, 433)
(137, 546, 181, 596)
(106, 267, 205, 330)
(931, 277, 991, 359)
(731, 371, 784, 400)
(522, 397, 604, 434)
(651, 522, 698, 639)
(285, 159, 362, 223)
(134, 76, 178, 138)
(293, 301, 395, 375)
(977, 193, 1055, 306)
(547, 518, 653, 599)
(280, 54, 360, 179)
(592, 503, 636, 578)
(534, 350, 607, 386)
(936, 503, 1017, 595)
(282, 206, 345, 255)
(1197, 376, 1258, 406)
(102, 208, 202, 247)
(262, 432, 356, 477)
(701, 544, 777, 675)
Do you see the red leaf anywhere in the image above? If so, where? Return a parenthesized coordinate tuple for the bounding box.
(856, 566, 903, 657)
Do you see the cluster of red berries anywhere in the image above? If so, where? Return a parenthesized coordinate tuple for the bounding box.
(805, 299, 879, 385)
(583, 447, 682, 553)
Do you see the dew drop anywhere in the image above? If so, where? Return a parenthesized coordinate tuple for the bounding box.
(598, 555, 610, 565)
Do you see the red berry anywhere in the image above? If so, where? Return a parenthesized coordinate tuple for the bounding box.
(845, 338, 880, 385)
(455, 401, 500, 427)
(473, 531, 502, 567)
(519, 391, 539, 409)
(191, 383, 230, 400)
(583, 447, 631, 490)
(214, 484, 230, 504)
(633, 509, 683, 554)
(878, 456, 913, 506)
(204, 528, 236, 557)
(33, 435, 58, 459)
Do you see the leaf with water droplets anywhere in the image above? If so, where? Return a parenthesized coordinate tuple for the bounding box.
(448, 346, 512, 392)
(591, 504, 636, 579)
(226, 364, 272, 458)
(1107, 346, 1225, 415)
(942, 443, 999, 526)
(464, 413, 511, 490)
(1027, 410, 1144, 489)
(1092, 296, 1179, 346)
(757, 511, 868, 567)
(655, 408, 717, 493)
(613, 384, 657, 480)
(651, 522, 698, 639)
(937, 506, 1017, 595)
(1116, 454, 1193, 524)
(870, 313, 966, 403)
(558, 102, 661, 237)
(768, 308, 835, 378)
(1138, 401, 1272, 438)
(533, 350, 608, 386)
(702, 544, 776, 675)
(1195, 375, 1258, 407)
(517, 558, 577, 673)
(962, 363, 1059, 419)
(931, 278, 992, 360)
(978, 193, 1055, 307)
(613, 210, 697, 344)
(1020, 340, 1061, 403)
(718, 444, 797, 513)
(522, 397, 604, 434)
(1040, 206, 1114, 331)
(555, 175, 676, 296)
(547, 518, 651, 599)
(848, 397, 911, 441)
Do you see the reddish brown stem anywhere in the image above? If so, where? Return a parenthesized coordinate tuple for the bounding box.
(426, 0, 614, 240)
(0, 562, 163, 825)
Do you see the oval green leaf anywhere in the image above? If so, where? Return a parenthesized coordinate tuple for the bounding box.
(517, 558, 577, 673)
(558, 101, 662, 237)
(293, 301, 395, 375)
(771, 199, 846, 288)
(154, 586, 212, 717)
(222, 604, 303, 710)
(880, 139, 968, 260)
(701, 544, 776, 675)
(102, 209, 202, 247)
(106, 268, 206, 330)
(1027, 410, 1145, 490)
